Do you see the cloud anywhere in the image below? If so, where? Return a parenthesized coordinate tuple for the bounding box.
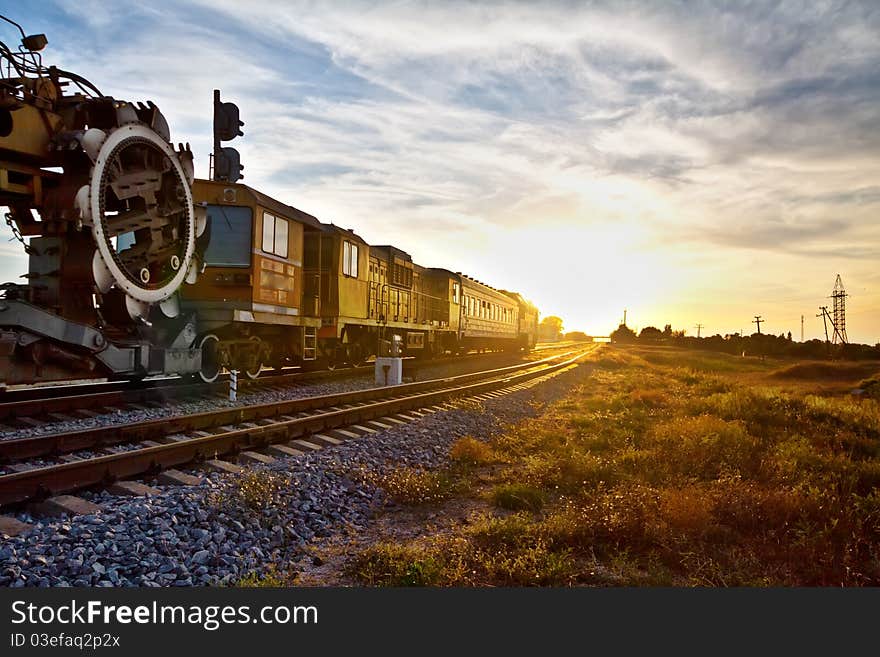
(1, 0, 878, 341)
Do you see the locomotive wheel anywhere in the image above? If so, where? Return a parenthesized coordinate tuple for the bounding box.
(348, 343, 366, 368)
(198, 334, 222, 383)
(244, 336, 263, 380)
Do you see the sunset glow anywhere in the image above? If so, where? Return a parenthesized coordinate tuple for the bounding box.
(2, 1, 878, 342)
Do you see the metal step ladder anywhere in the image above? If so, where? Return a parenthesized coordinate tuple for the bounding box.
(303, 327, 317, 361)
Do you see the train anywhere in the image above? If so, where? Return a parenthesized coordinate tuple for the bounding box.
(182, 180, 538, 381)
(0, 14, 538, 387)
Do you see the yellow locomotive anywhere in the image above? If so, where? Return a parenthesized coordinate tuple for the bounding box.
(182, 180, 538, 381)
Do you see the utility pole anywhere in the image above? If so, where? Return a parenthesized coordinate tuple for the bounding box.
(801, 315, 804, 342)
(817, 307, 830, 344)
(753, 315, 763, 335)
(694, 323, 703, 338)
(622, 309, 627, 326)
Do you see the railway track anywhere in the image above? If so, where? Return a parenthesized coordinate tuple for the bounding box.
(0, 347, 593, 507)
(0, 350, 562, 428)
(0, 366, 369, 427)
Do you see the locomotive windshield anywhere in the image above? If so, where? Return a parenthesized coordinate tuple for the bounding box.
(203, 205, 252, 267)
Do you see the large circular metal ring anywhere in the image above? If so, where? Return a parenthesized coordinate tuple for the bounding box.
(89, 123, 195, 304)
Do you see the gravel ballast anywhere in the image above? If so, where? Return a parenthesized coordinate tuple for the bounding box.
(0, 361, 588, 587)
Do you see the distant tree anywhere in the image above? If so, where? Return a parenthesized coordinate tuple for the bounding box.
(538, 316, 564, 342)
(610, 323, 637, 344)
(639, 326, 663, 342)
(564, 331, 592, 342)
(663, 324, 672, 337)
(786, 331, 792, 341)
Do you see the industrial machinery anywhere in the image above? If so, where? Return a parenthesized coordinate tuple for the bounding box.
(0, 14, 206, 385)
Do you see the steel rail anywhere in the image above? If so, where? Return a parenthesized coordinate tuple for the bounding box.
(0, 349, 591, 506)
(0, 349, 584, 463)
(0, 365, 384, 421)
(0, 350, 549, 421)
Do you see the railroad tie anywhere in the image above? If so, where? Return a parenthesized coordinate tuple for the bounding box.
(12, 416, 44, 429)
(203, 459, 243, 474)
(349, 424, 378, 434)
(0, 515, 30, 537)
(265, 444, 306, 458)
(328, 428, 359, 440)
(290, 438, 323, 451)
(107, 481, 161, 497)
(46, 412, 75, 423)
(157, 470, 204, 487)
(29, 495, 102, 518)
(238, 451, 276, 465)
(307, 434, 343, 448)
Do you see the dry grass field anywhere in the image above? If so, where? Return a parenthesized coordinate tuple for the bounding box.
(349, 345, 880, 586)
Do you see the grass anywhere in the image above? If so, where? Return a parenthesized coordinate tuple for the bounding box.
(208, 469, 294, 513)
(449, 436, 495, 466)
(236, 564, 295, 587)
(370, 467, 457, 506)
(491, 483, 546, 511)
(349, 344, 880, 586)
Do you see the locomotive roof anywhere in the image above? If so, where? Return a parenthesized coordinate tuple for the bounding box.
(370, 244, 412, 260)
(316, 221, 369, 244)
(244, 185, 323, 229)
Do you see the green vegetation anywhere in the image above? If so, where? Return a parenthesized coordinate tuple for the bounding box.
(208, 469, 293, 513)
(448, 436, 495, 466)
(236, 564, 294, 587)
(614, 323, 880, 361)
(491, 483, 546, 511)
(370, 467, 458, 506)
(350, 345, 880, 586)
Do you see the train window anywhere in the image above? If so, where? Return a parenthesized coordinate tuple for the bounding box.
(275, 217, 289, 258)
(204, 205, 252, 267)
(342, 240, 359, 277)
(262, 212, 289, 258)
(452, 282, 460, 304)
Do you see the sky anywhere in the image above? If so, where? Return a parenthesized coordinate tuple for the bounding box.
(2, 1, 879, 342)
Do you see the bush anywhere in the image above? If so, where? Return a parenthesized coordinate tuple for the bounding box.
(375, 467, 455, 505)
(349, 543, 447, 586)
(210, 469, 293, 512)
(491, 483, 546, 511)
(449, 436, 494, 466)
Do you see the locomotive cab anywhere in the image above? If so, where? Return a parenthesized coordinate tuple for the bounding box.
(181, 180, 322, 381)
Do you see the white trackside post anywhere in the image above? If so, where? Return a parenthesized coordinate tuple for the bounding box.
(229, 369, 238, 402)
